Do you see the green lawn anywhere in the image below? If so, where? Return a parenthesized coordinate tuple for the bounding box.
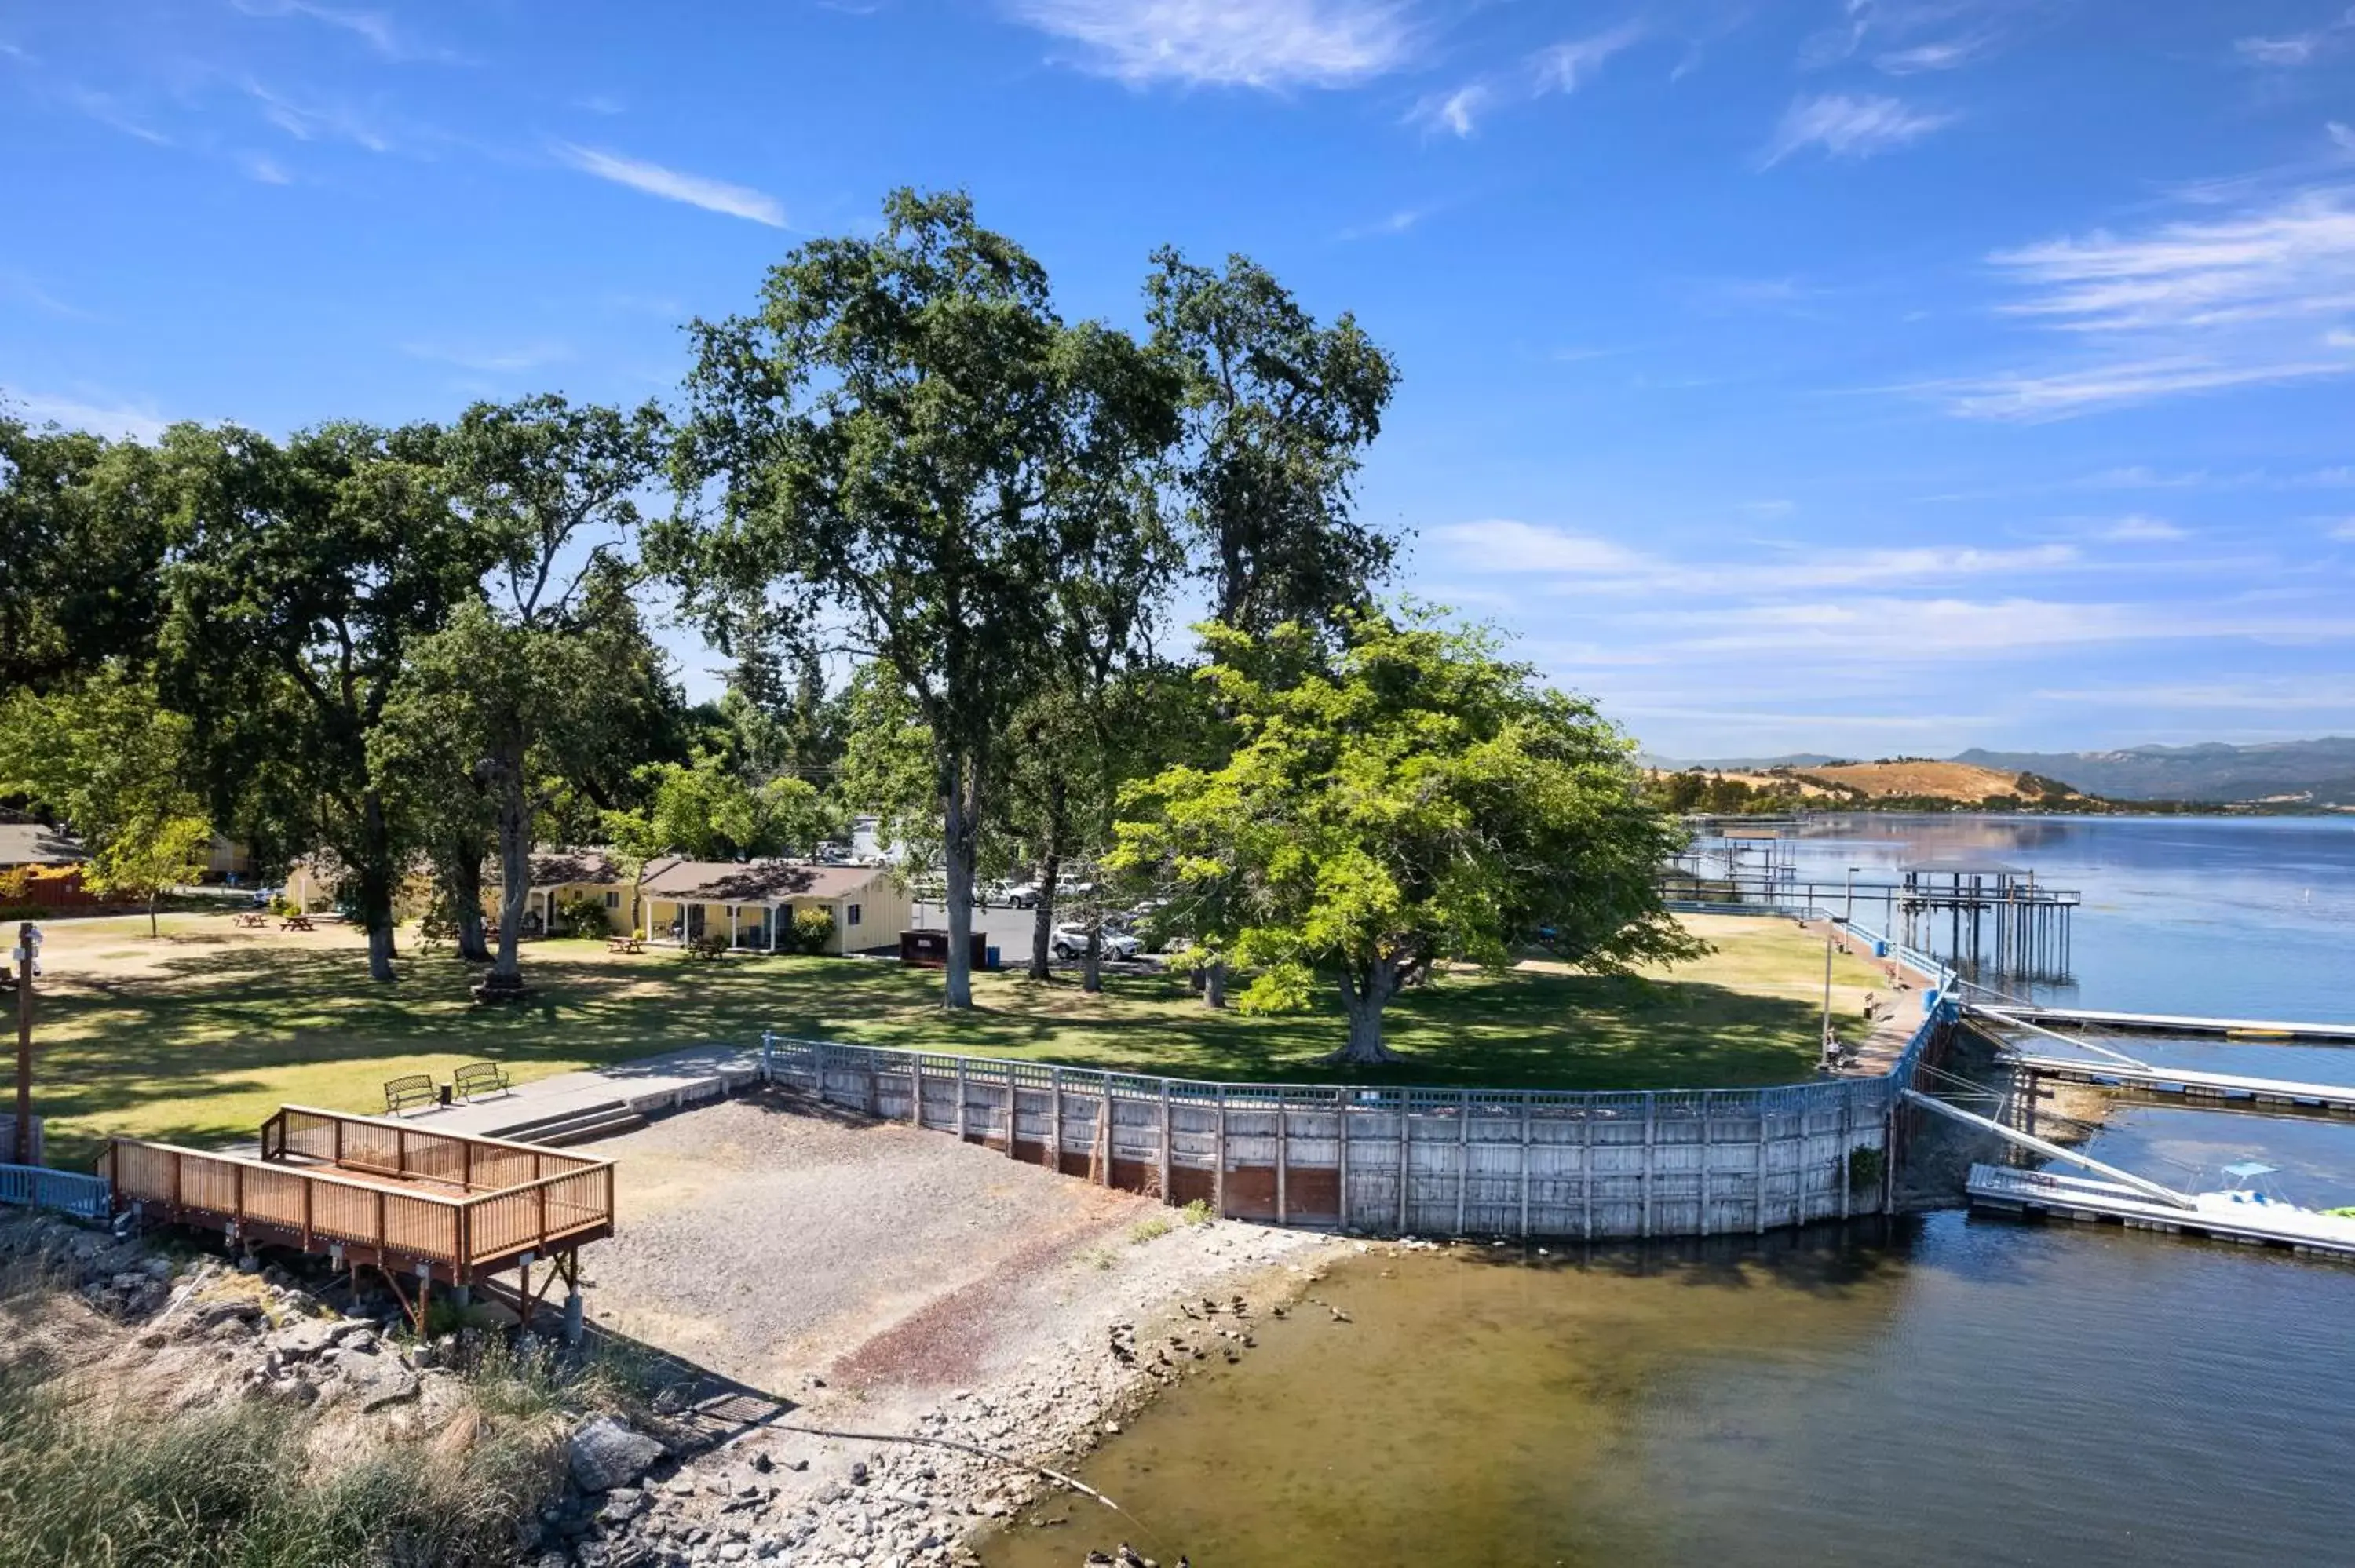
(20, 911, 1888, 1165)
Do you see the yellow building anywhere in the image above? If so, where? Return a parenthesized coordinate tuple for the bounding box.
(635, 858, 909, 955)
(484, 848, 637, 935)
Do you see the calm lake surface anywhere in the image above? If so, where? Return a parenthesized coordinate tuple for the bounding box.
(987, 817, 2355, 1568)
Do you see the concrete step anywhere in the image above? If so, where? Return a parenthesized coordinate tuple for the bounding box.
(485, 1099, 645, 1147)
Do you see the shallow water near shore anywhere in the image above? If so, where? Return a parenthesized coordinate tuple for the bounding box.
(991, 1208, 2355, 1567)
(986, 818, 2355, 1566)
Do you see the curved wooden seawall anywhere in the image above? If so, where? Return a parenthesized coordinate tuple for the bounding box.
(759, 1034, 1948, 1238)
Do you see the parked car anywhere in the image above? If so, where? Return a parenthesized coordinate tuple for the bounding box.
(1050, 923, 1140, 961)
(1004, 881, 1045, 909)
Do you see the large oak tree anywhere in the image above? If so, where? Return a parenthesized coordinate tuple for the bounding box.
(666, 189, 1178, 1008)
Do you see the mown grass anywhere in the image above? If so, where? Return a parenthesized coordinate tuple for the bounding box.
(25, 911, 1889, 1165)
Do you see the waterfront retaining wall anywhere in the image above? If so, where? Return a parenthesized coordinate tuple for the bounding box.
(761, 1012, 1952, 1239)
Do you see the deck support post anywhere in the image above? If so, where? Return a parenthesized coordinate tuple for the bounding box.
(1396, 1093, 1411, 1235)
(1337, 1090, 1352, 1231)
(1157, 1081, 1172, 1205)
(957, 1060, 969, 1141)
(1519, 1096, 1532, 1240)
(1455, 1090, 1471, 1237)
(1214, 1087, 1228, 1219)
(1051, 1067, 1064, 1175)
(1276, 1092, 1288, 1226)
(1641, 1092, 1656, 1238)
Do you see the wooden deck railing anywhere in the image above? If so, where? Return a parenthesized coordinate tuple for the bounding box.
(107, 1108, 615, 1281)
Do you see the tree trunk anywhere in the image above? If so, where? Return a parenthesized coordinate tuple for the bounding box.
(449, 839, 491, 964)
(1083, 924, 1101, 994)
(1325, 961, 1403, 1064)
(1028, 778, 1066, 982)
(1203, 959, 1226, 1009)
(941, 749, 977, 1010)
(358, 792, 399, 983)
(489, 750, 530, 988)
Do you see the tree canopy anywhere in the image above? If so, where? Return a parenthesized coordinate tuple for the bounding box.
(1112, 609, 1702, 1063)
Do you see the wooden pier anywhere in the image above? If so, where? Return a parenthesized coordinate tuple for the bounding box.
(105, 1105, 615, 1329)
(1965, 1165, 2355, 1263)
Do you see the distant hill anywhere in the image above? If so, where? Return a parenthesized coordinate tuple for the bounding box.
(1653, 757, 2098, 814)
(1953, 738, 2355, 805)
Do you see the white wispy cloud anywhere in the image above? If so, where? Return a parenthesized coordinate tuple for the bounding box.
(1876, 35, 1995, 74)
(231, 0, 464, 65)
(1937, 356, 2351, 419)
(1334, 206, 1431, 240)
(1410, 22, 1638, 138)
(551, 144, 786, 227)
(1410, 82, 1488, 137)
(63, 86, 172, 146)
(2100, 514, 2189, 542)
(1434, 519, 2084, 594)
(2236, 7, 2355, 67)
(403, 340, 572, 374)
(246, 82, 393, 151)
(1634, 596, 2355, 659)
(243, 152, 293, 184)
(2, 388, 170, 443)
(2331, 517, 2355, 540)
(2032, 678, 2355, 711)
(1760, 93, 1954, 167)
(1941, 182, 2355, 418)
(0, 273, 89, 318)
(1006, 0, 1411, 89)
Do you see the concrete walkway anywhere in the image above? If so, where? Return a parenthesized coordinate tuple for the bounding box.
(395, 1042, 763, 1140)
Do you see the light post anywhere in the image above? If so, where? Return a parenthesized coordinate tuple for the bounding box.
(12, 921, 38, 1165)
(1844, 864, 1860, 925)
(1820, 924, 1836, 1056)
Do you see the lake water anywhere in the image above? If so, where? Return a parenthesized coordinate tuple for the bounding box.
(985, 816, 2355, 1568)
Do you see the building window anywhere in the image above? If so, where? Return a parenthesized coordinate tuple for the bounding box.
(604, 891, 620, 910)
(845, 903, 862, 928)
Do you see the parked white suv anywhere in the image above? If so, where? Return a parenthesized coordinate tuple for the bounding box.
(1050, 923, 1140, 961)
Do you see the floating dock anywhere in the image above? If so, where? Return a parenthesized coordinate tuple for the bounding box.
(1985, 1006, 2355, 1044)
(2003, 1050, 2355, 1116)
(1964, 1165, 2355, 1263)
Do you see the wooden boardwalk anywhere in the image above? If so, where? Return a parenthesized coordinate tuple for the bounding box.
(1966, 1164, 2355, 1262)
(106, 1107, 615, 1319)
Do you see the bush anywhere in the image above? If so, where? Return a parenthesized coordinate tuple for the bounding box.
(555, 894, 611, 939)
(1180, 1198, 1214, 1227)
(1847, 1145, 1886, 1194)
(1129, 1215, 1172, 1245)
(0, 904, 49, 924)
(788, 906, 835, 954)
(0, 1362, 562, 1568)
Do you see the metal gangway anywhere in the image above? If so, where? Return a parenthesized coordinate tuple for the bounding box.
(1964, 1001, 2355, 1118)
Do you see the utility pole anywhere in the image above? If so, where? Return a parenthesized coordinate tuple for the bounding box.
(13, 921, 35, 1166)
(1820, 924, 1836, 1056)
(1845, 865, 1860, 924)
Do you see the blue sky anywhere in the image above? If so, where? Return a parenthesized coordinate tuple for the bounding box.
(7, 1, 2355, 759)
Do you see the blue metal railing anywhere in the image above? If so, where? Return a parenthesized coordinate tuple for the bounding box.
(0, 1164, 111, 1221)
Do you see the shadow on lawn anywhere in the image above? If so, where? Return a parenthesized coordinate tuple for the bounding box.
(32, 935, 1838, 1161)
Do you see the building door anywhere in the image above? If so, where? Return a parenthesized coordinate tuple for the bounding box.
(685, 904, 706, 942)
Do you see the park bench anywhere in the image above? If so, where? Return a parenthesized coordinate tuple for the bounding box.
(451, 1060, 513, 1103)
(383, 1073, 438, 1116)
(606, 935, 644, 954)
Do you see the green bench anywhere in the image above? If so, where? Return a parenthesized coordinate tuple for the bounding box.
(383, 1073, 437, 1116)
(451, 1060, 512, 1103)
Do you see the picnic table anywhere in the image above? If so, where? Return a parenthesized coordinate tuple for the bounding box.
(606, 935, 645, 954)
(278, 914, 315, 932)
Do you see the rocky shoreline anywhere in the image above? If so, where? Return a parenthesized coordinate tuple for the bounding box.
(0, 1203, 1343, 1568)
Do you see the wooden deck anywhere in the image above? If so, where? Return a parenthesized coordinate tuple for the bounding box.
(106, 1105, 615, 1286)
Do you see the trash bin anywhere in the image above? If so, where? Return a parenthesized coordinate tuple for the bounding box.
(984, 946, 1000, 971)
